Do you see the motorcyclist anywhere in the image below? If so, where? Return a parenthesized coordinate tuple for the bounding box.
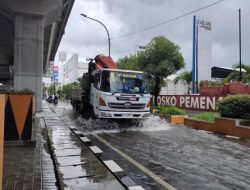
(53, 93, 58, 104)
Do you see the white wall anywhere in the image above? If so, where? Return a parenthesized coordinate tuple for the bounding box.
(62, 54, 89, 85)
(160, 81, 189, 95)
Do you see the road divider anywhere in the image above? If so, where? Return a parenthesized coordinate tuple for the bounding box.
(94, 134, 176, 190)
(104, 160, 124, 172)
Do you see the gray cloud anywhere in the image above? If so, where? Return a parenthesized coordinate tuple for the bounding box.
(57, 0, 250, 71)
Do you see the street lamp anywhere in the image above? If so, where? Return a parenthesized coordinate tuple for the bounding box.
(80, 13, 111, 57)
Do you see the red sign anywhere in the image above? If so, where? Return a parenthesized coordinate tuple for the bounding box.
(153, 95, 223, 111)
(54, 66, 58, 72)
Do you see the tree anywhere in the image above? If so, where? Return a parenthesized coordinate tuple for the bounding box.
(117, 55, 140, 70)
(62, 82, 80, 99)
(137, 36, 185, 105)
(174, 71, 192, 94)
(48, 83, 56, 94)
(224, 63, 250, 84)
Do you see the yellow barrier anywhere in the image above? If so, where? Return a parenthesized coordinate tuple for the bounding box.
(0, 95, 5, 190)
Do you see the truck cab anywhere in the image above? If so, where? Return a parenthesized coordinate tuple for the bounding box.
(70, 55, 151, 119)
(90, 69, 151, 119)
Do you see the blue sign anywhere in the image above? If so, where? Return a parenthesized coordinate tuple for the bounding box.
(53, 72, 58, 79)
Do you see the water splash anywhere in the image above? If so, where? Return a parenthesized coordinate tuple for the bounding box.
(74, 115, 171, 134)
(130, 115, 172, 132)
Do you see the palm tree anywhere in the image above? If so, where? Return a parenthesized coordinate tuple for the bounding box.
(224, 64, 250, 84)
(174, 71, 192, 94)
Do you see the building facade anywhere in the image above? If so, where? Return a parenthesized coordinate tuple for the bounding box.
(62, 54, 88, 85)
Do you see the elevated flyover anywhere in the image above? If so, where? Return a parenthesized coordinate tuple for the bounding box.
(0, 0, 74, 111)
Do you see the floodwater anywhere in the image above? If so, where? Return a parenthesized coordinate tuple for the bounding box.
(49, 102, 250, 190)
(75, 115, 250, 190)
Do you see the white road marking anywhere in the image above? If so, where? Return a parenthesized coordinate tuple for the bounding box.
(89, 146, 103, 154)
(104, 160, 123, 172)
(129, 186, 145, 190)
(80, 137, 91, 142)
(94, 134, 176, 190)
(69, 126, 77, 130)
(74, 131, 82, 135)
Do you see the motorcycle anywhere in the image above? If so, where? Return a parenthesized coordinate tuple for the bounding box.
(46, 94, 58, 105)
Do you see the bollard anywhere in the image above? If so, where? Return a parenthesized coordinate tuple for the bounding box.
(0, 95, 5, 190)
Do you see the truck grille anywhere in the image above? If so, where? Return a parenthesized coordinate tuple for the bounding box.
(108, 102, 146, 109)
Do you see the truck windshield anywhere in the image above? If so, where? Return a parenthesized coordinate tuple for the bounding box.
(100, 70, 149, 94)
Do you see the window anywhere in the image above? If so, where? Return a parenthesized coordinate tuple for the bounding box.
(100, 70, 149, 94)
(93, 72, 100, 89)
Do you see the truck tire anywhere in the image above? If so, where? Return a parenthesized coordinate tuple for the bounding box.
(90, 106, 97, 119)
(82, 108, 90, 119)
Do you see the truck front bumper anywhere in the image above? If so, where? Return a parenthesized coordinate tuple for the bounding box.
(99, 110, 150, 119)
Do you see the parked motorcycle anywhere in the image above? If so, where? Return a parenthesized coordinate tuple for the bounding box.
(46, 94, 58, 104)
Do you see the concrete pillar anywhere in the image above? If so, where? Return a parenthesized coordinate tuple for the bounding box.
(13, 13, 44, 112)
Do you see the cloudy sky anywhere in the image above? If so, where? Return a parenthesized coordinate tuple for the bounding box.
(56, 0, 250, 71)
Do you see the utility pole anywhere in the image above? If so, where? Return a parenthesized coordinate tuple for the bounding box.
(239, 9, 242, 81)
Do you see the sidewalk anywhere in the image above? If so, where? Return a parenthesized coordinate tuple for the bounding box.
(3, 118, 57, 190)
(3, 102, 125, 190)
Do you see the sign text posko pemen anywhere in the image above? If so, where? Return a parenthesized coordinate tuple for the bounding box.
(153, 95, 223, 111)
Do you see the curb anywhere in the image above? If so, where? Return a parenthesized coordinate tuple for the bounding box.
(69, 125, 145, 190)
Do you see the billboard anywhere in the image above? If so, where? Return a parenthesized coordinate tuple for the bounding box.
(59, 52, 67, 62)
(197, 17, 212, 82)
(192, 16, 212, 93)
(53, 66, 59, 80)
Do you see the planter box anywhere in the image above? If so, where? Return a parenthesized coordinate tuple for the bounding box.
(4, 95, 33, 141)
(246, 85, 250, 94)
(227, 82, 246, 94)
(200, 86, 224, 96)
(170, 115, 185, 124)
(184, 117, 250, 138)
(0, 95, 5, 189)
(157, 114, 185, 124)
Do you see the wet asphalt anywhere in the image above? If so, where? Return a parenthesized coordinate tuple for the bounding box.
(43, 102, 125, 190)
(50, 101, 250, 190)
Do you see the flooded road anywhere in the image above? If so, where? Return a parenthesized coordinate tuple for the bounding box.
(74, 115, 250, 190)
(51, 102, 250, 190)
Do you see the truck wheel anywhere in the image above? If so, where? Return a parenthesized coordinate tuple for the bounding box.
(90, 106, 97, 119)
(82, 109, 90, 119)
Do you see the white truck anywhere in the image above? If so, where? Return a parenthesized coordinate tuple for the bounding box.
(70, 55, 151, 119)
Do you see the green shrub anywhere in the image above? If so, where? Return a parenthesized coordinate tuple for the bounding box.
(239, 120, 250, 127)
(218, 95, 250, 119)
(192, 112, 218, 122)
(152, 105, 160, 110)
(200, 80, 224, 87)
(0, 88, 34, 95)
(159, 106, 185, 115)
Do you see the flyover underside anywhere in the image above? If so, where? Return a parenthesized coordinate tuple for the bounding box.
(0, 0, 74, 112)
(0, 9, 14, 87)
